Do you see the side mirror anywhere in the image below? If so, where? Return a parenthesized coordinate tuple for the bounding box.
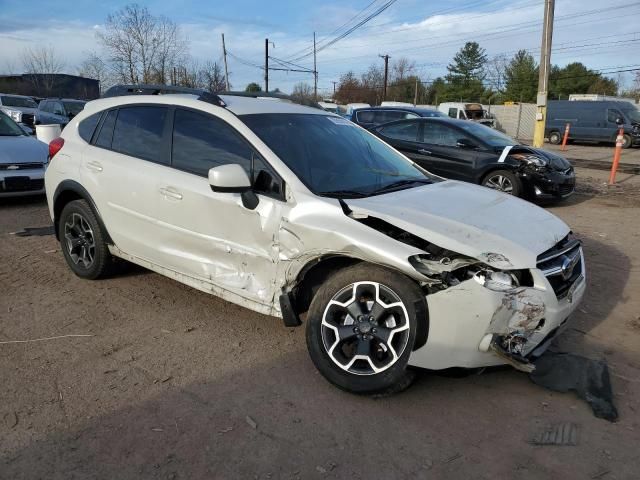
(208, 164, 259, 210)
(616, 117, 624, 125)
(456, 138, 478, 149)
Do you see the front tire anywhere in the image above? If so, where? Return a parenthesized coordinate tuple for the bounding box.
(305, 264, 424, 395)
(59, 199, 113, 279)
(482, 169, 523, 197)
(548, 131, 562, 144)
(621, 134, 632, 149)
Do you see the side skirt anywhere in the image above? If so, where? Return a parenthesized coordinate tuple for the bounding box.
(107, 245, 280, 318)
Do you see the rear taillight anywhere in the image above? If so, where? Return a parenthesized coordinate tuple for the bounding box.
(48, 137, 65, 161)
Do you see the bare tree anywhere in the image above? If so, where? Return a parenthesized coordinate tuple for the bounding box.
(21, 46, 66, 96)
(485, 54, 509, 94)
(200, 61, 227, 92)
(360, 64, 384, 105)
(391, 57, 415, 83)
(291, 82, 315, 102)
(97, 3, 186, 84)
(78, 52, 113, 94)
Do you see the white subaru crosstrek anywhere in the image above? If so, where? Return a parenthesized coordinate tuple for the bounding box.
(45, 87, 586, 394)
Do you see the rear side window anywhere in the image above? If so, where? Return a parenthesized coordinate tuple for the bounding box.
(78, 112, 102, 143)
(95, 110, 117, 148)
(379, 121, 420, 142)
(112, 106, 168, 164)
(171, 109, 253, 177)
(448, 108, 457, 118)
(356, 110, 375, 123)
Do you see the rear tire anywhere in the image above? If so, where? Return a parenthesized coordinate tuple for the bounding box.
(548, 131, 562, 145)
(482, 169, 523, 197)
(305, 263, 424, 395)
(59, 199, 114, 279)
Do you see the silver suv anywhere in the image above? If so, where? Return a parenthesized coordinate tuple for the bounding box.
(44, 88, 586, 394)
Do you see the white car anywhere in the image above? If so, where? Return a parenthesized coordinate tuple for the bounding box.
(45, 88, 586, 394)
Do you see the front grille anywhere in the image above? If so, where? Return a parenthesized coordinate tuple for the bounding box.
(0, 163, 44, 171)
(1, 177, 44, 192)
(21, 113, 35, 127)
(537, 237, 583, 299)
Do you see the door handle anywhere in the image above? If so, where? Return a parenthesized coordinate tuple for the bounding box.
(159, 187, 183, 200)
(86, 161, 103, 172)
(418, 148, 432, 155)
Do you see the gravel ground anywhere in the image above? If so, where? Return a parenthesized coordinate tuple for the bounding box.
(1, 167, 639, 479)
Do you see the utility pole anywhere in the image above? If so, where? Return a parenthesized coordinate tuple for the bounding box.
(413, 77, 419, 106)
(264, 38, 269, 92)
(332, 81, 337, 96)
(379, 54, 390, 102)
(221, 33, 230, 91)
(313, 32, 318, 100)
(533, 0, 555, 148)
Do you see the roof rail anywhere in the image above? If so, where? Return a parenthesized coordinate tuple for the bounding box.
(101, 84, 227, 107)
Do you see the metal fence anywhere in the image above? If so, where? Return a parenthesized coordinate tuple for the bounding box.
(488, 103, 537, 140)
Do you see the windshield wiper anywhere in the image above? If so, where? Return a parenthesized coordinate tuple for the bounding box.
(369, 178, 432, 195)
(317, 189, 367, 199)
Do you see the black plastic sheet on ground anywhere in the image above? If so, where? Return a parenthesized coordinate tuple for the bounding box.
(529, 351, 618, 422)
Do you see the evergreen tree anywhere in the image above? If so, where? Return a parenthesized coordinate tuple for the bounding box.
(504, 50, 538, 102)
(445, 42, 487, 101)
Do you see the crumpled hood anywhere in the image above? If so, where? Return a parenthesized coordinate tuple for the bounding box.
(347, 181, 570, 269)
(0, 135, 48, 164)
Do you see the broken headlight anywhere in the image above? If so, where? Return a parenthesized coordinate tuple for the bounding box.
(473, 270, 519, 291)
(511, 153, 547, 168)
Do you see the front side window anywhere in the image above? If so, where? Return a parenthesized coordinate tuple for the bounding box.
(112, 106, 168, 164)
(172, 109, 252, 176)
(622, 107, 640, 123)
(241, 113, 432, 197)
(423, 122, 464, 147)
(457, 121, 515, 147)
(378, 121, 420, 142)
(607, 109, 622, 123)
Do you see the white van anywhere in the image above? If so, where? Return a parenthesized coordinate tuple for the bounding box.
(438, 102, 495, 127)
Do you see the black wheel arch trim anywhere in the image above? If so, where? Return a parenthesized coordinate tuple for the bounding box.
(53, 180, 113, 244)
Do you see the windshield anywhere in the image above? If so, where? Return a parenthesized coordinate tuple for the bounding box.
(1, 95, 37, 109)
(241, 113, 432, 197)
(457, 122, 516, 147)
(0, 110, 26, 136)
(63, 101, 86, 116)
(622, 107, 640, 123)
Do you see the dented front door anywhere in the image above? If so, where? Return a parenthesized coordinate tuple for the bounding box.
(152, 167, 283, 306)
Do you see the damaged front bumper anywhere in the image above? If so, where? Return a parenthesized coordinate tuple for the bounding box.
(408, 251, 586, 371)
(520, 167, 576, 200)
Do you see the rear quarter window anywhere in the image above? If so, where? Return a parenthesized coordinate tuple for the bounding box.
(78, 112, 102, 143)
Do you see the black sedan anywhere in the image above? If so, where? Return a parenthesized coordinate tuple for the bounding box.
(371, 117, 575, 200)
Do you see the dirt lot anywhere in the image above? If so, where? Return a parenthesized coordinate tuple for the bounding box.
(1, 167, 640, 480)
(540, 142, 640, 169)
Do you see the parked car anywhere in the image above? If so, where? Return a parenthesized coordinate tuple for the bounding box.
(344, 102, 371, 118)
(438, 102, 495, 127)
(350, 106, 444, 129)
(318, 101, 339, 113)
(36, 98, 86, 127)
(372, 117, 575, 200)
(45, 87, 585, 394)
(546, 100, 640, 149)
(0, 110, 48, 197)
(0, 93, 38, 131)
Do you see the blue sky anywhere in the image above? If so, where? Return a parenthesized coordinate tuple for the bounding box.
(1, 0, 638, 94)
